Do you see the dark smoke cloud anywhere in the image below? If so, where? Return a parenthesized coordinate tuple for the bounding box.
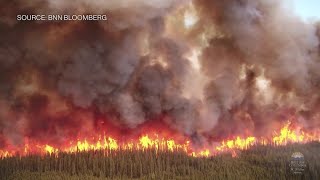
(0, 0, 319, 147)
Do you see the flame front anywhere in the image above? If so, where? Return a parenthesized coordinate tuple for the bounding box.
(0, 121, 319, 159)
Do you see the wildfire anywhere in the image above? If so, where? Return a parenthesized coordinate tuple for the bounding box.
(215, 136, 256, 152)
(272, 121, 317, 145)
(0, 121, 319, 159)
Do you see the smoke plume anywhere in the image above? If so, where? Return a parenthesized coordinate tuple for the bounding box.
(0, 0, 319, 147)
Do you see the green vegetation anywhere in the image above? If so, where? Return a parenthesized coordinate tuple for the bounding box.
(1, 142, 319, 180)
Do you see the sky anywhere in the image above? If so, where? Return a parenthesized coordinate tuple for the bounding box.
(293, 0, 320, 20)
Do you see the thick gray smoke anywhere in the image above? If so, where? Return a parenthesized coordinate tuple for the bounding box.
(0, 0, 319, 147)
(193, 0, 320, 136)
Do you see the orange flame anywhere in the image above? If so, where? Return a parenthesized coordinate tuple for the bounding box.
(0, 121, 319, 158)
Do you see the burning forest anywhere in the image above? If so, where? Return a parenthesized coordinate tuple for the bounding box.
(0, 0, 320, 162)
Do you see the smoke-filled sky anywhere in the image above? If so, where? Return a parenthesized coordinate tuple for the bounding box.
(0, 0, 319, 148)
(293, 0, 320, 20)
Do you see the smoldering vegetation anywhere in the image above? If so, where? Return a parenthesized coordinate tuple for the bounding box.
(0, 0, 319, 148)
